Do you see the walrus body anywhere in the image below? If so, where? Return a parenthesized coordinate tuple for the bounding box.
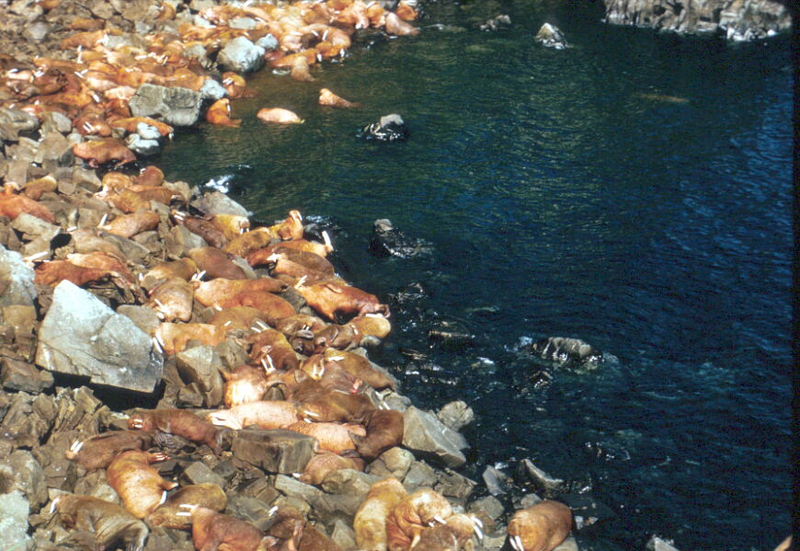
(506, 500, 573, 551)
(147, 483, 227, 529)
(387, 488, 453, 551)
(102, 210, 160, 239)
(352, 409, 404, 460)
(128, 408, 223, 453)
(73, 138, 137, 167)
(194, 277, 287, 307)
(65, 430, 153, 471)
(52, 494, 149, 551)
(148, 277, 194, 322)
(186, 506, 266, 551)
(106, 450, 178, 519)
(355, 478, 409, 551)
(285, 421, 365, 455)
(296, 281, 389, 322)
(257, 107, 304, 124)
(206, 98, 241, 126)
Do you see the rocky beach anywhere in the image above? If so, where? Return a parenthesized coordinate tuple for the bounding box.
(0, 0, 793, 550)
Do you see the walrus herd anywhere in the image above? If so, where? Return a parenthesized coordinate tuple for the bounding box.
(0, 0, 579, 550)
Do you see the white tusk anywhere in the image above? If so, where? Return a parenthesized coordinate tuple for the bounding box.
(49, 496, 62, 514)
(433, 515, 446, 525)
(159, 491, 167, 505)
(98, 213, 109, 228)
(69, 440, 85, 453)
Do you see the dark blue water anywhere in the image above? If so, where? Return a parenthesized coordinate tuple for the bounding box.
(155, 2, 793, 549)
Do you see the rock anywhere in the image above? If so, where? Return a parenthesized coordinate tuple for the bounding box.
(321, 469, 381, 499)
(231, 429, 317, 474)
(73, 470, 120, 503)
(0, 107, 39, 142)
(467, 495, 505, 523)
(217, 36, 265, 73)
(35, 281, 164, 393)
(24, 21, 49, 41)
(256, 34, 279, 51)
(0, 450, 47, 509)
(435, 468, 477, 501)
(226, 495, 277, 531)
(482, 465, 511, 496)
(555, 536, 580, 551)
(479, 14, 511, 31)
(241, 477, 280, 505)
(1, 357, 54, 393)
(191, 191, 251, 218)
(437, 400, 474, 431)
(646, 535, 680, 551)
(402, 406, 468, 468)
(402, 460, 437, 490)
(175, 345, 224, 407)
(126, 133, 161, 156)
(369, 219, 431, 258)
(116, 305, 161, 335)
(274, 474, 323, 502)
(331, 519, 357, 551)
(366, 447, 414, 479)
(0, 392, 51, 448)
(180, 462, 226, 487)
(229, 16, 259, 29)
(357, 114, 409, 143)
(165, 225, 208, 258)
(35, 132, 73, 165)
(603, 0, 790, 40)
(531, 336, 603, 368)
(428, 319, 475, 350)
(0, 491, 32, 551)
(559, 493, 616, 531)
(0, 245, 37, 307)
(129, 84, 203, 127)
(11, 213, 60, 241)
(41, 112, 73, 135)
(517, 459, 566, 496)
(534, 23, 568, 49)
(200, 79, 227, 102)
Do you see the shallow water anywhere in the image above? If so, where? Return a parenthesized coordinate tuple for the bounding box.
(154, 1, 793, 549)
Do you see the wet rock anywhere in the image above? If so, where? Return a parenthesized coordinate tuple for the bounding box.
(437, 400, 474, 431)
(1, 358, 54, 393)
(0, 245, 37, 307)
(375, 389, 412, 412)
(479, 14, 511, 31)
(646, 535, 681, 551)
(176, 345, 224, 407)
(531, 336, 603, 368)
(129, 84, 203, 127)
(435, 468, 477, 501)
(467, 495, 505, 524)
(226, 495, 277, 531)
(366, 447, 414, 479)
(357, 113, 409, 143)
(231, 429, 317, 474)
(403, 406, 468, 468)
(191, 191, 251, 218)
(35, 281, 164, 393)
(535, 23, 568, 49)
(0, 392, 52, 448)
(181, 461, 226, 487)
(402, 460, 437, 490)
(369, 218, 431, 258)
(517, 458, 566, 496)
(217, 36, 266, 73)
(241, 477, 280, 505)
(428, 319, 475, 350)
(0, 491, 31, 551)
(482, 465, 512, 496)
(559, 493, 616, 531)
(0, 450, 47, 509)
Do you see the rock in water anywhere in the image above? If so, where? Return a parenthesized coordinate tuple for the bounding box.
(369, 219, 431, 258)
(217, 36, 266, 73)
(535, 23, 568, 49)
(531, 336, 602, 368)
(357, 114, 409, 142)
(35, 281, 164, 393)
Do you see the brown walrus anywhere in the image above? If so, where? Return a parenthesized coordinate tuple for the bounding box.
(355, 477, 408, 551)
(179, 505, 269, 551)
(72, 138, 137, 168)
(50, 494, 149, 551)
(411, 513, 483, 551)
(296, 280, 390, 322)
(148, 277, 194, 322)
(507, 500, 573, 551)
(387, 488, 453, 551)
(257, 107, 304, 124)
(352, 408, 404, 460)
(207, 400, 301, 430)
(147, 483, 228, 529)
(319, 88, 361, 108)
(64, 430, 153, 471)
(106, 450, 178, 519)
(206, 98, 242, 127)
(128, 408, 224, 453)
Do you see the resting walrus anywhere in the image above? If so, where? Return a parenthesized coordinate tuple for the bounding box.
(50, 494, 149, 551)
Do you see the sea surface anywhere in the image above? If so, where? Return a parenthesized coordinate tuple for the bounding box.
(154, 1, 794, 549)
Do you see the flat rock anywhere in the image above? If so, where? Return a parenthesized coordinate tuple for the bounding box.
(274, 474, 323, 502)
(366, 447, 414, 479)
(0, 450, 47, 509)
(129, 84, 203, 127)
(180, 461, 226, 487)
(321, 469, 381, 499)
(35, 281, 164, 393)
(402, 406, 468, 468)
(0, 245, 37, 307)
(231, 429, 317, 474)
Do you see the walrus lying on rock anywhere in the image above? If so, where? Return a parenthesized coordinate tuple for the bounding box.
(50, 494, 149, 551)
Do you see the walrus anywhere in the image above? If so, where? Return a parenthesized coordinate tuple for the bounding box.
(178, 505, 269, 551)
(140, 258, 198, 291)
(272, 209, 305, 241)
(128, 408, 224, 453)
(250, 234, 332, 259)
(210, 306, 269, 334)
(395, 0, 420, 21)
(300, 451, 366, 485)
(136, 165, 166, 187)
(221, 71, 253, 99)
(300, 353, 364, 394)
(210, 213, 251, 240)
(220, 290, 297, 326)
(148, 277, 194, 322)
(296, 280, 390, 322)
(65, 430, 153, 471)
(264, 248, 338, 284)
(172, 210, 229, 249)
(101, 209, 160, 239)
(319, 88, 361, 108)
(194, 277, 287, 307)
(411, 513, 483, 551)
(101, 171, 135, 193)
(506, 500, 573, 551)
(111, 117, 174, 138)
(105, 187, 177, 213)
(153, 322, 228, 355)
(65, 252, 135, 284)
(147, 483, 227, 529)
(208, 400, 301, 430)
(318, 349, 395, 393)
(35, 260, 114, 287)
(0, 183, 56, 223)
(290, 55, 315, 82)
(386, 488, 453, 551)
(352, 409, 404, 460)
(107, 450, 178, 519)
(350, 314, 392, 341)
(385, 12, 420, 36)
(187, 246, 249, 280)
(224, 226, 278, 258)
(292, 379, 377, 423)
(257, 107, 304, 124)
(206, 98, 242, 127)
(22, 175, 58, 200)
(50, 494, 149, 551)
(248, 327, 301, 371)
(285, 421, 365, 455)
(355, 477, 409, 551)
(221, 364, 271, 408)
(73, 138, 137, 168)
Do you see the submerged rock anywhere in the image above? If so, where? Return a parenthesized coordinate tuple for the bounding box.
(369, 218, 432, 258)
(535, 23, 568, 49)
(647, 536, 681, 551)
(357, 113, 409, 142)
(531, 336, 603, 368)
(480, 14, 511, 31)
(35, 281, 164, 393)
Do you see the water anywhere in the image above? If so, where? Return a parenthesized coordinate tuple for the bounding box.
(153, 1, 793, 549)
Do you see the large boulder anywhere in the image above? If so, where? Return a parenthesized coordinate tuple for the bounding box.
(217, 37, 265, 73)
(402, 406, 468, 468)
(35, 281, 164, 393)
(0, 245, 37, 307)
(0, 491, 31, 551)
(129, 84, 204, 127)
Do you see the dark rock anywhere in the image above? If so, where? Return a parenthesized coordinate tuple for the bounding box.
(0, 450, 47, 508)
(180, 461, 226, 487)
(517, 458, 566, 496)
(435, 468, 477, 500)
(467, 495, 505, 524)
(1, 357, 54, 393)
(226, 495, 277, 531)
(531, 336, 603, 368)
(35, 281, 164, 393)
(320, 469, 380, 499)
(428, 319, 475, 350)
(369, 218, 431, 258)
(534, 23, 568, 49)
(559, 493, 616, 531)
(403, 406, 469, 468)
(217, 37, 265, 73)
(165, 225, 208, 259)
(357, 113, 409, 143)
(0, 392, 52, 448)
(241, 477, 280, 505)
(0, 107, 39, 142)
(129, 84, 203, 127)
(437, 400, 474, 431)
(41, 112, 73, 135)
(274, 474, 323, 502)
(0, 245, 37, 307)
(402, 460, 437, 490)
(331, 519, 357, 551)
(231, 429, 317, 474)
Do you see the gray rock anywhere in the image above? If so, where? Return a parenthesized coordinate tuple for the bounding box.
(0, 450, 47, 509)
(116, 305, 161, 336)
(402, 460, 437, 490)
(256, 34, 279, 51)
(482, 465, 512, 496)
(35, 132, 73, 165)
(531, 336, 603, 368)
(331, 519, 357, 551)
(0, 245, 37, 307)
(11, 213, 60, 241)
(0, 107, 39, 142)
(0, 491, 31, 551)
(229, 16, 259, 29)
(555, 536, 580, 551)
(534, 23, 568, 49)
(646, 536, 680, 551)
(1, 357, 53, 393)
(321, 469, 381, 499)
(217, 36, 265, 73)
(200, 79, 228, 102)
(275, 474, 323, 502)
(165, 225, 208, 259)
(467, 495, 505, 523)
(175, 345, 224, 407)
(358, 113, 408, 143)
(226, 495, 277, 531)
(180, 462, 226, 487)
(191, 191, 251, 217)
(136, 122, 163, 141)
(437, 400, 474, 431)
(24, 21, 49, 41)
(366, 447, 414, 479)
(126, 133, 161, 156)
(40, 112, 73, 135)
(518, 458, 565, 495)
(129, 84, 203, 127)
(35, 281, 164, 393)
(435, 468, 477, 500)
(402, 406, 468, 468)
(231, 429, 317, 474)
